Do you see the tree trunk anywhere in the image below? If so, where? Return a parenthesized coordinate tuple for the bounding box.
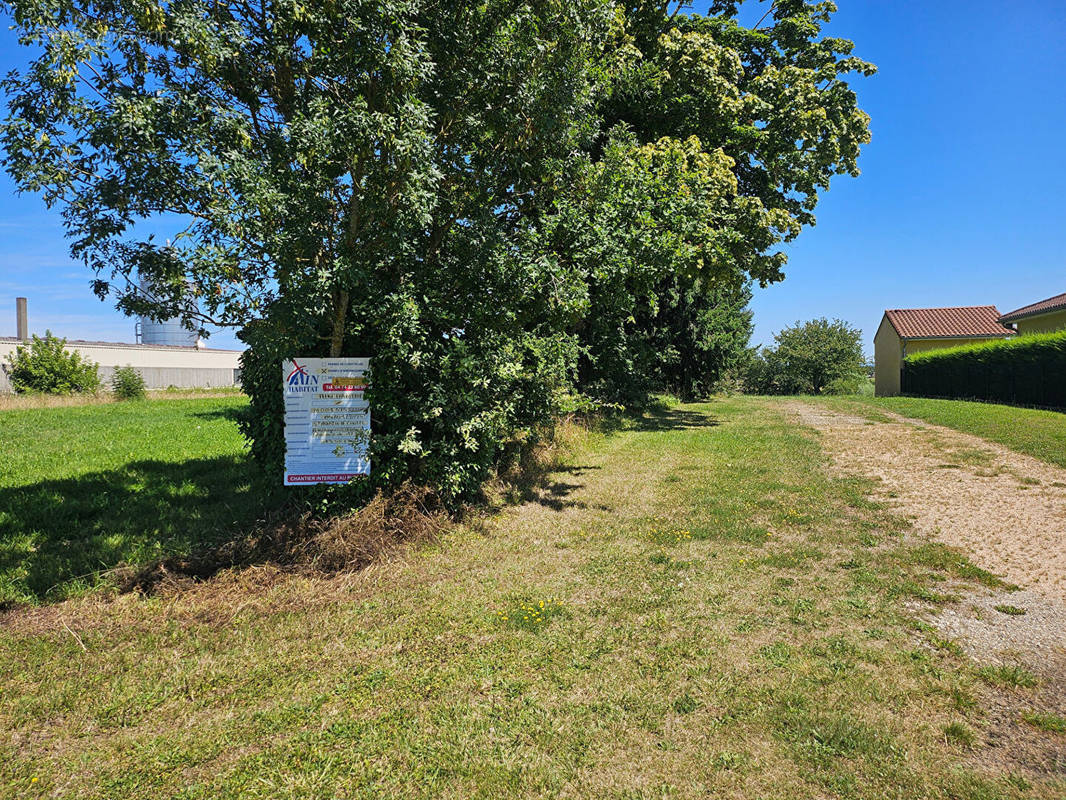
(329, 288, 349, 357)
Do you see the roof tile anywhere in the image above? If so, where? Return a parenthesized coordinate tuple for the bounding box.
(884, 306, 1015, 339)
(999, 292, 1066, 323)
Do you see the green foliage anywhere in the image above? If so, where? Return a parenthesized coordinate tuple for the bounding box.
(110, 365, 147, 401)
(903, 330, 1066, 408)
(239, 299, 577, 505)
(993, 604, 1026, 616)
(976, 664, 1038, 690)
(1021, 710, 1066, 734)
(556, 133, 764, 404)
(3, 332, 100, 395)
(746, 318, 865, 395)
(567, 1, 876, 404)
(824, 373, 868, 396)
(2, 0, 874, 504)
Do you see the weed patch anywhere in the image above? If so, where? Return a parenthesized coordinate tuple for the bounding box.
(976, 664, 1039, 690)
(776, 710, 891, 763)
(942, 721, 977, 748)
(1020, 711, 1066, 734)
(497, 598, 566, 631)
(993, 604, 1027, 616)
(905, 542, 1012, 589)
(761, 546, 824, 569)
(643, 527, 693, 546)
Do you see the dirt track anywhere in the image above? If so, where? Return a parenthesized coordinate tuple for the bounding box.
(787, 402, 1066, 602)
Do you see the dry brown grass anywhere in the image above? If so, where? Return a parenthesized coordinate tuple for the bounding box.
(0, 391, 114, 410)
(106, 419, 593, 601)
(0, 387, 244, 410)
(301, 485, 446, 572)
(109, 483, 448, 599)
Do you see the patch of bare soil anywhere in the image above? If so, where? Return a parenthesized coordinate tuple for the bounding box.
(788, 401, 1066, 779)
(934, 588, 1066, 777)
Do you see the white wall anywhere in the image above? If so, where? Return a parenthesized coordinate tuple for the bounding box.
(0, 338, 243, 391)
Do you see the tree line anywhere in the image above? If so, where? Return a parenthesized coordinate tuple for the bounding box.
(2, 0, 873, 503)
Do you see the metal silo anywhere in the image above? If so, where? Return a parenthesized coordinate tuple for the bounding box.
(136, 279, 199, 346)
(137, 316, 199, 346)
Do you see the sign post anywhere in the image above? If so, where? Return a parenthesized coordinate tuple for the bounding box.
(283, 357, 370, 485)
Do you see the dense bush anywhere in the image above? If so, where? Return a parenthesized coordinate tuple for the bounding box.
(824, 373, 870, 396)
(239, 296, 574, 505)
(558, 135, 762, 406)
(744, 319, 865, 395)
(742, 348, 786, 395)
(111, 365, 147, 400)
(3, 332, 100, 394)
(903, 331, 1066, 408)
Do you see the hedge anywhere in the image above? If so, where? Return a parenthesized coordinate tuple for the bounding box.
(901, 330, 1066, 408)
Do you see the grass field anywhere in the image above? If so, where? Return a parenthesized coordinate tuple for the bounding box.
(816, 396, 1066, 469)
(1, 397, 1057, 799)
(0, 396, 274, 606)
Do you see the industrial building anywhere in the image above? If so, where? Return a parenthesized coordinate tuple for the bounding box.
(1, 297, 243, 392)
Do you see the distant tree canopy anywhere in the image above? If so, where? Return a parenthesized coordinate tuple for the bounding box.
(747, 317, 866, 395)
(1, 0, 873, 502)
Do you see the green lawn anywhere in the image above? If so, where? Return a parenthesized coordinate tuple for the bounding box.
(0, 396, 275, 605)
(1, 397, 1057, 799)
(818, 396, 1066, 469)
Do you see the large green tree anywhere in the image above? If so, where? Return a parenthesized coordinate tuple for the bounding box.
(1, 0, 873, 501)
(2, 0, 610, 500)
(571, 0, 874, 402)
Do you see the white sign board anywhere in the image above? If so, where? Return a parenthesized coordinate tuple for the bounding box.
(283, 357, 370, 485)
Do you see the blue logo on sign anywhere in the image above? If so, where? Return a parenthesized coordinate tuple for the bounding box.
(287, 360, 319, 386)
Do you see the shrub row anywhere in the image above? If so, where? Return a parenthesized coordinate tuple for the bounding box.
(902, 330, 1066, 408)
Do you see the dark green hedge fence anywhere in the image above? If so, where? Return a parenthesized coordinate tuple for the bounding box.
(902, 330, 1066, 408)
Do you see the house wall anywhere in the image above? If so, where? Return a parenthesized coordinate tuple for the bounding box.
(902, 337, 1006, 354)
(873, 316, 902, 396)
(1014, 309, 1066, 335)
(874, 321, 1012, 398)
(0, 339, 243, 392)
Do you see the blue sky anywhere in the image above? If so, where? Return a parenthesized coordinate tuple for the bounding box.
(0, 0, 1063, 354)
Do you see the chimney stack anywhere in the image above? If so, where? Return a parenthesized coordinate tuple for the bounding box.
(16, 297, 28, 341)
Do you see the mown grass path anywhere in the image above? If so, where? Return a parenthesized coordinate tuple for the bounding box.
(1, 398, 1059, 798)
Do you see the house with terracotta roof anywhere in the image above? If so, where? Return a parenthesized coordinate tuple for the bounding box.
(873, 306, 1015, 396)
(998, 292, 1066, 335)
